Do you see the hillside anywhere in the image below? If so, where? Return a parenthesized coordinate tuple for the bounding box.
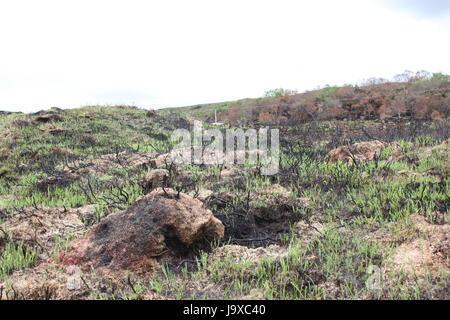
(0, 98, 449, 300)
(161, 72, 450, 125)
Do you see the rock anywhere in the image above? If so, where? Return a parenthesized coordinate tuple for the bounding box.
(59, 188, 224, 273)
(151, 153, 173, 168)
(66, 267, 83, 291)
(431, 110, 445, 120)
(140, 169, 169, 191)
(327, 140, 386, 164)
(33, 113, 63, 123)
(146, 109, 157, 117)
(75, 205, 98, 225)
(188, 189, 214, 202)
(205, 192, 235, 208)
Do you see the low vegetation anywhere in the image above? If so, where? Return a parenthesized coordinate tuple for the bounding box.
(0, 86, 448, 300)
(161, 70, 449, 125)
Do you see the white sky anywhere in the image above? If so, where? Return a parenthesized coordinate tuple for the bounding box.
(0, 0, 449, 112)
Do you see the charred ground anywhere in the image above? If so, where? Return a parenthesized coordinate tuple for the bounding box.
(0, 96, 448, 300)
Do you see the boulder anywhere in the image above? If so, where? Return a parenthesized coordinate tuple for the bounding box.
(59, 188, 224, 273)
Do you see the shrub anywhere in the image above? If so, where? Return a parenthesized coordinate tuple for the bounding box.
(264, 88, 298, 98)
(314, 85, 340, 104)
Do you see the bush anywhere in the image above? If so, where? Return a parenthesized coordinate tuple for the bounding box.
(314, 85, 340, 104)
(264, 88, 298, 98)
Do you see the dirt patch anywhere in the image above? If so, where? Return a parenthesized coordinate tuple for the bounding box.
(36, 172, 80, 192)
(213, 185, 309, 246)
(0, 263, 166, 300)
(59, 188, 224, 273)
(210, 244, 288, 264)
(327, 140, 386, 164)
(36, 151, 159, 191)
(252, 184, 310, 221)
(0, 207, 90, 258)
(219, 167, 241, 180)
(1, 129, 21, 141)
(293, 220, 325, 244)
(0, 263, 90, 300)
(371, 215, 449, 277)
(39, 124, 66, 136)
(64, 151, 157, 176)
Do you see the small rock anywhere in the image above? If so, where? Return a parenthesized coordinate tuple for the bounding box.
(188, 189, 214, 202)
(147, 109, 157, 117)
(140, 169, 169, 191)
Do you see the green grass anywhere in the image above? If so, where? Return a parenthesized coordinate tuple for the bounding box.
(0, 241, 38, 280)
(0, 106, 448, 300)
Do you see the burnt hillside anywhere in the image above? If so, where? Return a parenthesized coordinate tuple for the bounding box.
(162, 71, 450, 125)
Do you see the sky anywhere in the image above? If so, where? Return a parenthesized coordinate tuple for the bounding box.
(0, 0, 449, 113)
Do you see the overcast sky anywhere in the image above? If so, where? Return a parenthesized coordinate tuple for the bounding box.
(0, 0, 449, 113)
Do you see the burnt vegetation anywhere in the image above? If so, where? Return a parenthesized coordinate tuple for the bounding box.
(0, 73, 449, 300)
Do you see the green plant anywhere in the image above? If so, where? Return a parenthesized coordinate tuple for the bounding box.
(264, 88, 297, 98)
(0, 241, 38, 280)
